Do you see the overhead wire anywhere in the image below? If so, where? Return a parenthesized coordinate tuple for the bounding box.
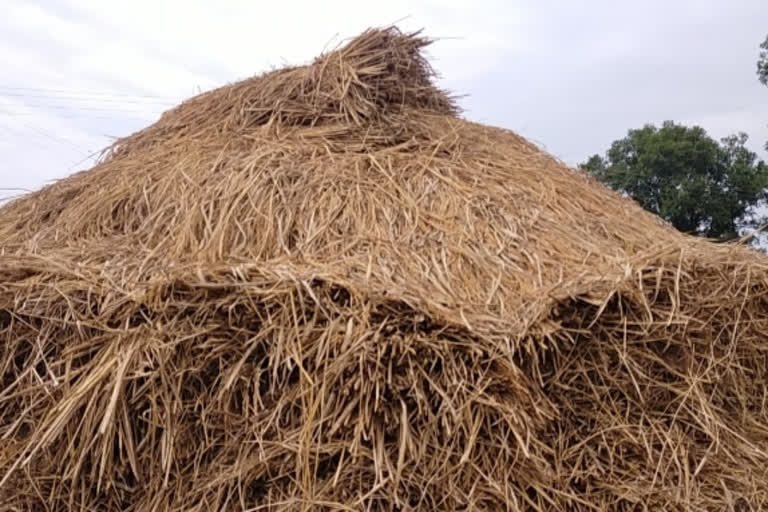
(0, 92, 175, 105)
(0, 88, 175, 121)
(0, 85, 179, 99)
(0, 108, 93, 156)
(1, 103, 167, 114)
(0, 112, 153, 120)
(0, 85, 189, 184)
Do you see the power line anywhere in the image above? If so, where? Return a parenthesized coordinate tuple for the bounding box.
(67, 150, 102, 173)
(0, 84, 163, 180)
(0, 193, 27, 204)
(0, 121, 91, 181)
(0, 85, 178, 99)
(0, 92, 176, 105)
(0, 85, 190, 176)
(0, 120, 50, 152)
(0, 119, 101, 178)
(0, 103, 167, 114)
(0, 110, 92, 156)
(0, 111, 152, 120)
(0, 187, 33, 192)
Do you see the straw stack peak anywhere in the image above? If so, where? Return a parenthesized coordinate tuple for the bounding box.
(171, 27, 458, 130)
(166, 26, 458, 135)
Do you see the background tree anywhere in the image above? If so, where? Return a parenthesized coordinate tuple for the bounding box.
(759, 34, 768, 154)
(581, 121, 768, 242)
(758, 34, 768, 87)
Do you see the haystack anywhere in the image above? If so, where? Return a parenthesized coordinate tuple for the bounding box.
(1, 27, 767, 511)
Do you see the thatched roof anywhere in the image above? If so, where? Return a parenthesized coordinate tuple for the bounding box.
(1, 26, 767, 511)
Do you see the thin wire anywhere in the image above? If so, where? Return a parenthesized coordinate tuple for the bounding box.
(0, 92, 176, 105)
(1, 104, 167, 114)
(0, 109, 91, 156)
(0, 195, 23, 203)
(0, 111, 152, 120)
(0, 85, 178, 99)
(67, 149, 103, 173)
(0, 120, 101, 181)
(0, 119, 100, 175)
(0, 119, 50, 152)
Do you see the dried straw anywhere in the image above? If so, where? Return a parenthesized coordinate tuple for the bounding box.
(1, 26, 767, 511)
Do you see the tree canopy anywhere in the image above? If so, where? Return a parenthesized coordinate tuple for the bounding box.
(759, 34, 768, 155)
(758, 34, 768, 86)
(581, 121, 768, 242)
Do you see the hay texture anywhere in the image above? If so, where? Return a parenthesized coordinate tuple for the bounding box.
(1, 27, 768, 511)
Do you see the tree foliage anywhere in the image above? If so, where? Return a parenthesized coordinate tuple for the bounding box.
(581, 121, 768, 241)
(759, 34, 768, 154)
(758, 34, 768, 87)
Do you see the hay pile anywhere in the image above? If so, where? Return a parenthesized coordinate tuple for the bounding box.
(1, 27, 767, 511)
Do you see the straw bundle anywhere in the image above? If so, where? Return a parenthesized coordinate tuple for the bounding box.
(1, 27, 767, 511)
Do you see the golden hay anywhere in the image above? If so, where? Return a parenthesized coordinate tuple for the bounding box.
(1, 27, 767, 511)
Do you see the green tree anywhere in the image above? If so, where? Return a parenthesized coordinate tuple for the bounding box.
(758, 34, 768, 87)
(759, 34, 768, 154)
(581, 121, 768, 242)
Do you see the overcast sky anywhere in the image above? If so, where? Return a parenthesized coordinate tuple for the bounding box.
(1, 0, 766, 198)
